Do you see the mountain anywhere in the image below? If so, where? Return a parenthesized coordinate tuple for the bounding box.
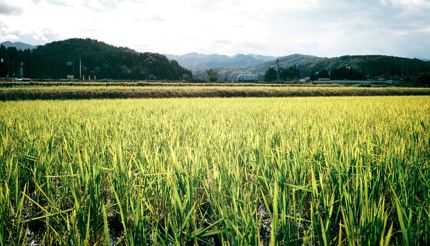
(165, 52, 276, 81)
(0, 41, 36, 50)
(0, 38, 191, 80)
(247, 54, 321, 73)
(166, 52, 275, 69)
(248, 54, 276, 62)
(183, 54, 321, 81)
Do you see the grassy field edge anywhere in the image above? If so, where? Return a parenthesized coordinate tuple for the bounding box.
(1, 86, 430, 100)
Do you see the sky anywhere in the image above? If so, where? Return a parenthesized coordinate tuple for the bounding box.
(0, 0, 429, 58)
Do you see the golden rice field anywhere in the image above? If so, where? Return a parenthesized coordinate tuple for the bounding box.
(0, 96, 429, 245)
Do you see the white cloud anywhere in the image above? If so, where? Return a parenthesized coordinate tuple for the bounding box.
(0, 0, 429, 58)
(385, 0, 430, 8)
(0, 1, 22, 15)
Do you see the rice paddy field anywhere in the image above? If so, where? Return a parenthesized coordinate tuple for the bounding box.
(0, 96, 429, 245)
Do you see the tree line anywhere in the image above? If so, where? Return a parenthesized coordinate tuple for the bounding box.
(263, 55, 430, 85)
(264, 65, 301, 81)
(309, 67, 365, 80)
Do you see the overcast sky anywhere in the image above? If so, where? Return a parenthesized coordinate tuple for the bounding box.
(0, 0, 429, 58)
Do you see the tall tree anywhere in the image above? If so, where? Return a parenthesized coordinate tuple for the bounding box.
(264, 67, 277, 82)
(206, 69, 218, 82)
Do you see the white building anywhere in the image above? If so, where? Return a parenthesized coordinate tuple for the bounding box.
(236, 73, 258, 82)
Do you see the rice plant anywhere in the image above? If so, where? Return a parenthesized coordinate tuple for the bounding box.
(0, 96, 429, 245)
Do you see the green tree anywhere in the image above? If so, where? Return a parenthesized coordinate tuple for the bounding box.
(281, 65, 300, 81)
(264, 67, 277, 82)
(330, 66, 364, 80)
(207, 69, 218, 82)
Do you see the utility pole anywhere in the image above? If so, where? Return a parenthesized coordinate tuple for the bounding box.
(11, 61, 15, 77)
(276, 58, 280, 82)
(19, 62, 24, 78)
(79, 58, 82, 80)
(0, 58, 4, 77)
(6, 58, 10, 78)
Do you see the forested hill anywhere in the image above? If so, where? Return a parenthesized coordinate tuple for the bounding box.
(0, 38, 192, 80)
(258, 54, 430, 83)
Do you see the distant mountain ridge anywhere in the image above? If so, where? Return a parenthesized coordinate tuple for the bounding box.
(166, 52, 275, 69)
(0, 41, 36, 50)
(247, 54, 321, 73)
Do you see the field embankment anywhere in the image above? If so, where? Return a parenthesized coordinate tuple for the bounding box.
(1, 84, 430, 100)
